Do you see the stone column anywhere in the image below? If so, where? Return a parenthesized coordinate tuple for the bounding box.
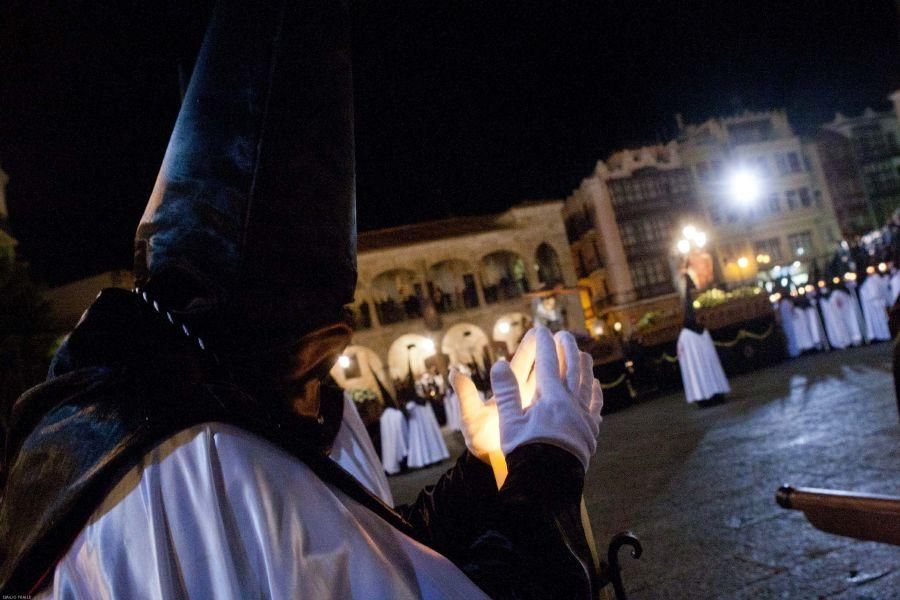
(583, 178, 636, 305)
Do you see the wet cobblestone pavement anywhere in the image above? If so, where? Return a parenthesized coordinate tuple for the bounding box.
(389, 342, 900, 599)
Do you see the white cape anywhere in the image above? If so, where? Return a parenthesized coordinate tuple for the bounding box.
(677, 328, 730, 403)
(406, 402, 450, 469)
(332, 392, 393, 505)
(37, 423, 487, 600)
(859, 276, 891, 342)
(829, 290, 863, 346)
(379, 407, 409, 475)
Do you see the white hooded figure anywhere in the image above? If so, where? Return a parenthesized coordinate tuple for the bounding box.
(890, 269, 900, 305)
(828, 288, 864, 346)
(859, 273, 891, 342)
(819, 288, 851, 349)
(792, 303, 816, 352)
(778, 297, 800, 358)
(677, 275, 730, 404)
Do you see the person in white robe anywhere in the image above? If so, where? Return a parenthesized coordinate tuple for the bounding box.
(778, 296, 800, 357)
(819, 288, 851, 349)
(677, 274, 730, 405)
(890, 268, 900, 305)
(859, 272, 891, 342)
(792, 302, 816, 352)
(406, 395, 450, 468)
(829, 287, 864, 346)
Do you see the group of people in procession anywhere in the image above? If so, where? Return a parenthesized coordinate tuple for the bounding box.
(676, 217, 900, 410)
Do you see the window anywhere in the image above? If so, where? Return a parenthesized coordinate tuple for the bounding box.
(786, 190, 798, 210)
(802, 154, 812, 172)
(798, 187, 812, 207)
(814, 190, 822, 208)
(754, 238, 783, 263)
(775, 153, 789, 176)
(788, 231, 813, 257)
(787, 152, 802, 173)
(768, 192, 780, 213)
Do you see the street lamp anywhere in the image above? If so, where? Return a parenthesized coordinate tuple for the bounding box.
(728, 168, 762, 207)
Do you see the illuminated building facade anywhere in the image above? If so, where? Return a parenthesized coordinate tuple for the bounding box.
(331, 201, 586, 395)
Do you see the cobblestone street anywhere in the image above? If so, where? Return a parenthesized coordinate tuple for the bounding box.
(390, 342, 900, 599)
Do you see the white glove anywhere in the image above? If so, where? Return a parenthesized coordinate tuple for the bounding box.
(493, 327, 602, 471)
(452, 327, 603, 471)
(450, 329, 537, 463)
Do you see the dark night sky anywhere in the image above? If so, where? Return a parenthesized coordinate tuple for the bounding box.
(1, 1, 898, 285)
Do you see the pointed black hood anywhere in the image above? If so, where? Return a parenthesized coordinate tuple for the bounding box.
(134, 0, 356, 352)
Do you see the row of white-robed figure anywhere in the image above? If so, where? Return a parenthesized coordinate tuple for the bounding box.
(779, 271, 896, 359)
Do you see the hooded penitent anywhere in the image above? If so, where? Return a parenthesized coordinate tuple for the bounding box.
(134, 0, 356, 425)
(0, 1, 381, 591)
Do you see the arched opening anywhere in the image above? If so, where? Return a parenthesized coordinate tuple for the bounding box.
(441, 323, 492, 370)
(427, 259, 479, 313)
(492, 312, 532, 355)
(387, 334, 438, 382)
(347, 299, 373, 330)
(480, 250, 529, 303)
(372, 268, 422, 324)
(330, 345, 389, 402)
(535, 243, 564, 288)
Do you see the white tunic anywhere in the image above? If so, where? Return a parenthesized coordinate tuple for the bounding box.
(37, 423, 487, 600)
(778, 299, 800, 358)
(379, 407, 409, 475)
(829, 290, 863, 346)
(405, 402, 450, 469)
(859, 276, 891, 342)
(443, 391, 461, 432)
(677, 328, 730, 403)
(819, 293, 851, 349)
(891, 271, 900, 305)
(792, 306, 816, 351)
(804, 305, 826, 349)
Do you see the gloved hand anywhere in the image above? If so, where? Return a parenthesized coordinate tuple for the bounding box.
(494, 327, 602, 471)
(452, 327, 603, 472)
(450, 329, 536, 463)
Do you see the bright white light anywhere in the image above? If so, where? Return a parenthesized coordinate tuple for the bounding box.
(737, 256, 749, 269)
(792, 261, 801, 269)
(592, 323, 604, 336)
(676, 239, 691, 254)
(498, 320, 511, 334)
(682, 225, 697, 240)
(613, 321, 623, 332)
(337, 354, 351, 369)
(769, 293, 782, 303)
(866, 266, 876, 274)
(728, 169, 762, 205)
(695, 231, 707, 248)
(421, 339, 436, 353)
(781, 278, 788, 286)
(796, 247, 805, 256)
(878, 262, 888, 273)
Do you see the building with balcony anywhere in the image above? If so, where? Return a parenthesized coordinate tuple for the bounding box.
(678, 110, 842, 284)
(563, 142, 704, 336)
(821, 102, 900, 229)
(332, 201, 586, 395)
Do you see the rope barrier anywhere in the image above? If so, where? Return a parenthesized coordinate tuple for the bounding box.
(649, 324, 776, 363)
(599, 373, 628, 390)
